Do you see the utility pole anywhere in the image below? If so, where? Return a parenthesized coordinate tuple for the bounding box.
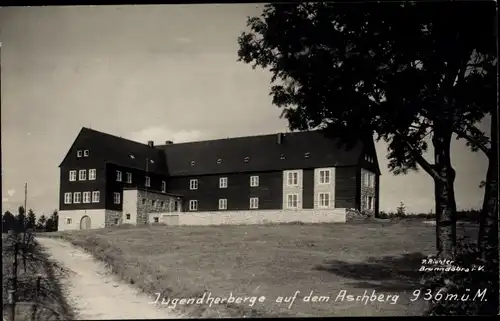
(145, 158, 149, 223)
(24, 183, 27, 215)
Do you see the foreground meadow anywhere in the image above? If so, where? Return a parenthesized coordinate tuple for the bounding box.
(41, 220, 478, 317)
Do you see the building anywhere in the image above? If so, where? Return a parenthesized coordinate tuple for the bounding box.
(58, 127, 380, 230)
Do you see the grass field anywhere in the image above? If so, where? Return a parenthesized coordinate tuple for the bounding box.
(2, 233, 75, 321)
(42, 220, 479, 317)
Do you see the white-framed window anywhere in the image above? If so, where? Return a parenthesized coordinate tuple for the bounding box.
(364, 173, 371, 188)
(89, 169, 96, 180)
(79, 169, 87, 181)
(113, 192, 121, 204)
(287, 171, 299, 186)
(250, 197, 259, 209)
(116, 170, 122, 182)
(365, 196, 374, 210)
(145, 176, 151, 187)
(319, 169, 331, 184)
(161, 181, 166, 193)
(189, 200, 198, 211)
(250, 176, 259, 187)
(83, 150, 89, 157)
(92, 191, 100, 203)
(318, 192, 330, 208)
(190, 179, 198, 190)
(363, 171, 376, 188)
(69, 170, 77, 181)
(286, 193, 299, 209)
(77, 150, 82, 158)
(64, 193, 72, 204)
(219, 177, 228, 188)
(126, 213, 131, 220)
(82, 191, 91, 204)
(73, 192, 81, 204)
(126, 172, 132, 183)
(66, 218, 72, 224)
(218, 198, 227, 210)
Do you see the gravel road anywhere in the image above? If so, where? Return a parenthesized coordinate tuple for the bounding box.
(37, 237, 180, 320)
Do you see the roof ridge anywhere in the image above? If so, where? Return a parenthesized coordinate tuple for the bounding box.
(82, 127, 328, 148)
(82, 127, 156, 148)
(157, 130, 319, 147)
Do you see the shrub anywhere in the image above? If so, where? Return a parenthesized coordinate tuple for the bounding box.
(421, 236, 497, 315)
(378, 211, 389, 219)
(396, 202, 407, 217)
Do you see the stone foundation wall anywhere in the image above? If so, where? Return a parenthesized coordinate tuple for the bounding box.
(345, 208, 369, 222)
(136, 189, 180, 224)
(159, 208, 347, 226)
(104, 210, 123, 227)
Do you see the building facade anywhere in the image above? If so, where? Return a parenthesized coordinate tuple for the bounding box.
(58, 128, 381, 230)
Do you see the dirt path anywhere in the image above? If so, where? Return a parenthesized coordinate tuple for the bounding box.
(37, 237, 180, 320)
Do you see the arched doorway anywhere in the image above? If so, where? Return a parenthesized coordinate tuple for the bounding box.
(80, 215, 91, 230)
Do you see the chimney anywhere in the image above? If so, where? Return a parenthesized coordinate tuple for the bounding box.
(277, 133, 284, 144)
(147, 140, 154, 147)
(165, 140, 173, 145)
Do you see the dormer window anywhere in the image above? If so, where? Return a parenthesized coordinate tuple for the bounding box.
(190, 161, 195, 166)
(217, 159, 223, 164)
(244, 157, 250, 163)
(77, 150, 82, 158)
(83, 150, 89, 157)
(129, 154, 135, 159)
(304, 152, 310, 158)
(280, 154, 286, 160)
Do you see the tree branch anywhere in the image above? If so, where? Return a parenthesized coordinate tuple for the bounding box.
(395, 130, 445, 183)
(454, 126, 491, 157)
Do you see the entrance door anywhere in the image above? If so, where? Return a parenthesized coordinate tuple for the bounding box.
(80, 215, 91, 229)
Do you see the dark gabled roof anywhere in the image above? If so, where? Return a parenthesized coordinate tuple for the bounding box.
(59, 127, 168, 174)
(157, 130, 367, 176)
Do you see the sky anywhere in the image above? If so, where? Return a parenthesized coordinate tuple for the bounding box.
(0, 5, 490, 216)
